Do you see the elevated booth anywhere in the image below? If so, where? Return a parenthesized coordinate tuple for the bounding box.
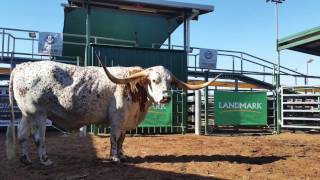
(62, 0, 214, 134)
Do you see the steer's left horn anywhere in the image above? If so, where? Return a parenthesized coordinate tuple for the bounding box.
(95, 52, 147, 84)
(173, 73, 223, 90)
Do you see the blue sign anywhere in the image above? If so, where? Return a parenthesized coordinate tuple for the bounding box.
(38, 32, 63, 56)
(199, 49, 217, 70)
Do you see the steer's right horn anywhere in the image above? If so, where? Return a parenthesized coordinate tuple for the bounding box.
(95, 52, 147, 84)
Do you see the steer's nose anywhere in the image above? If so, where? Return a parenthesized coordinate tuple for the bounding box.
(160, 95, 171, 104)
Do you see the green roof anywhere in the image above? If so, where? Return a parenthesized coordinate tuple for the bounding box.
(68, 0, 214, 17)
(278, 26, 320, 56)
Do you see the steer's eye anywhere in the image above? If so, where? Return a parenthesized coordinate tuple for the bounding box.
(150, 72, 161, 84)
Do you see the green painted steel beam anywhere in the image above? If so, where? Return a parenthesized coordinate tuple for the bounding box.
(278, 26, 320, 44)
(278, 34, 320, 51)
(277, 26, 320, 56)
(182, 90, 187, 134)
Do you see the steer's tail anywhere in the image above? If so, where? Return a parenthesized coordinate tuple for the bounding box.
(6, 68, 16, 160)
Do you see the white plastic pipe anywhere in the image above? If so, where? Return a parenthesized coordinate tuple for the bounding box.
(79, 126, 87, 137)
(195, 90, 201, 135)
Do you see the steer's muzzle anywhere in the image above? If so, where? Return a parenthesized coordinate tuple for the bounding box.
(160, 95, 171, 104)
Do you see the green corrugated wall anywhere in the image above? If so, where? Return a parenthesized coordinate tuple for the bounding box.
(92, 45, 187, 81)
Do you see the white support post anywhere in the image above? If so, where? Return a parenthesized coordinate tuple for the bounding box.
(195, 90, 201, 135)
(79, 126, 87, 137)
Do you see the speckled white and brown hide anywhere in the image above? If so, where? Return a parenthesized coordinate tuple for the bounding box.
(11, 61, 152, 131)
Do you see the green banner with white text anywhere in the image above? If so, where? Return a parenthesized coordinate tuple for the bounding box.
(214, 91, 267, 126)
(139, 101, 172, 127)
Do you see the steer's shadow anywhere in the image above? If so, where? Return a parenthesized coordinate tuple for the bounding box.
(127, 154, 286, 165)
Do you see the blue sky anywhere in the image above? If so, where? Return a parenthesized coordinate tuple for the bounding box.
(1, 0, 320, 85)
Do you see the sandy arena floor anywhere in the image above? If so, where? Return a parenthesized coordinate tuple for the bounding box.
(1, 131, 320, 180)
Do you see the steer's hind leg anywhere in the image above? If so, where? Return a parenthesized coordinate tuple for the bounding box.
(31, 115, 53, 166)
(17, 115, 32, 165)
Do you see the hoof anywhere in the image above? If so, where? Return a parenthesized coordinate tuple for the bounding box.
(41, 159, 53, 166)
(119, 154, 127, 161)
(20, 155, 32, 165)
(111, 156, 121, 164)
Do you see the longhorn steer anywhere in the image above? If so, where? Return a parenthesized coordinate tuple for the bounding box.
(6, 58, 221, 166)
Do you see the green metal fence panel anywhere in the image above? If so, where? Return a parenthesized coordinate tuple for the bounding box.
(214, 91, 268, 126)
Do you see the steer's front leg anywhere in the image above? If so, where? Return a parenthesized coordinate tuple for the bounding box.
(110, 128, 122, 163)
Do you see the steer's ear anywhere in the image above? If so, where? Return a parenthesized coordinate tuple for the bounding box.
(171, 79, 182, 89)
(139, 77, 150, 85)
(127, 68, 150, 87)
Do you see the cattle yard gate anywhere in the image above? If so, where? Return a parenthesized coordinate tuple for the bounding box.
(281, 86, 320, 129)
(1, 0, 320, 135)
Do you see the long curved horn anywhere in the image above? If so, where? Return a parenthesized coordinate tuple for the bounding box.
(95, 52, 147, 84)
(173, 73, 223, 90)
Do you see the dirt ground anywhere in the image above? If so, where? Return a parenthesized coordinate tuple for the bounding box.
(1, 131, 320, 180)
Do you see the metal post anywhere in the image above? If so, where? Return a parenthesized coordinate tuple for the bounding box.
(272, 65, 275, 85)
(168, 34, 171, 50)
(195, 54, 199, 71)
(7, 35, 10, 56)
(1, 29, 4, 60)
(183, 14, 187, 51)
(272, 65, 276, 132)
(31, 39, 34, 59)
(204, 71, 209, 135)
(13, 38, 15, 54)
(263, 66, 266, 81)
(186, 17, 191, 52)
(91, 46, 94, 66)
(183, 13, 190, 134)
(307, 63, 309, 85)
(304, 76, 307, 85)
(195, 90, 201, 135)
(182, 91, 187, 134)
(240, 53, 243, 73)
(232, 56, 235, 72)
(273, 91, 276, 133)
(306, 59, 314, 85)
(235, 79, 239, 91)
(85, 0, 91, 67)
(275, 2, 281, 134)
(82, 0, 91, 136)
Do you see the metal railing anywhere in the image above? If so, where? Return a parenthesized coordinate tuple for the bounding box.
(152, 43, 320, 86)
(0, 27, 137, 64)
